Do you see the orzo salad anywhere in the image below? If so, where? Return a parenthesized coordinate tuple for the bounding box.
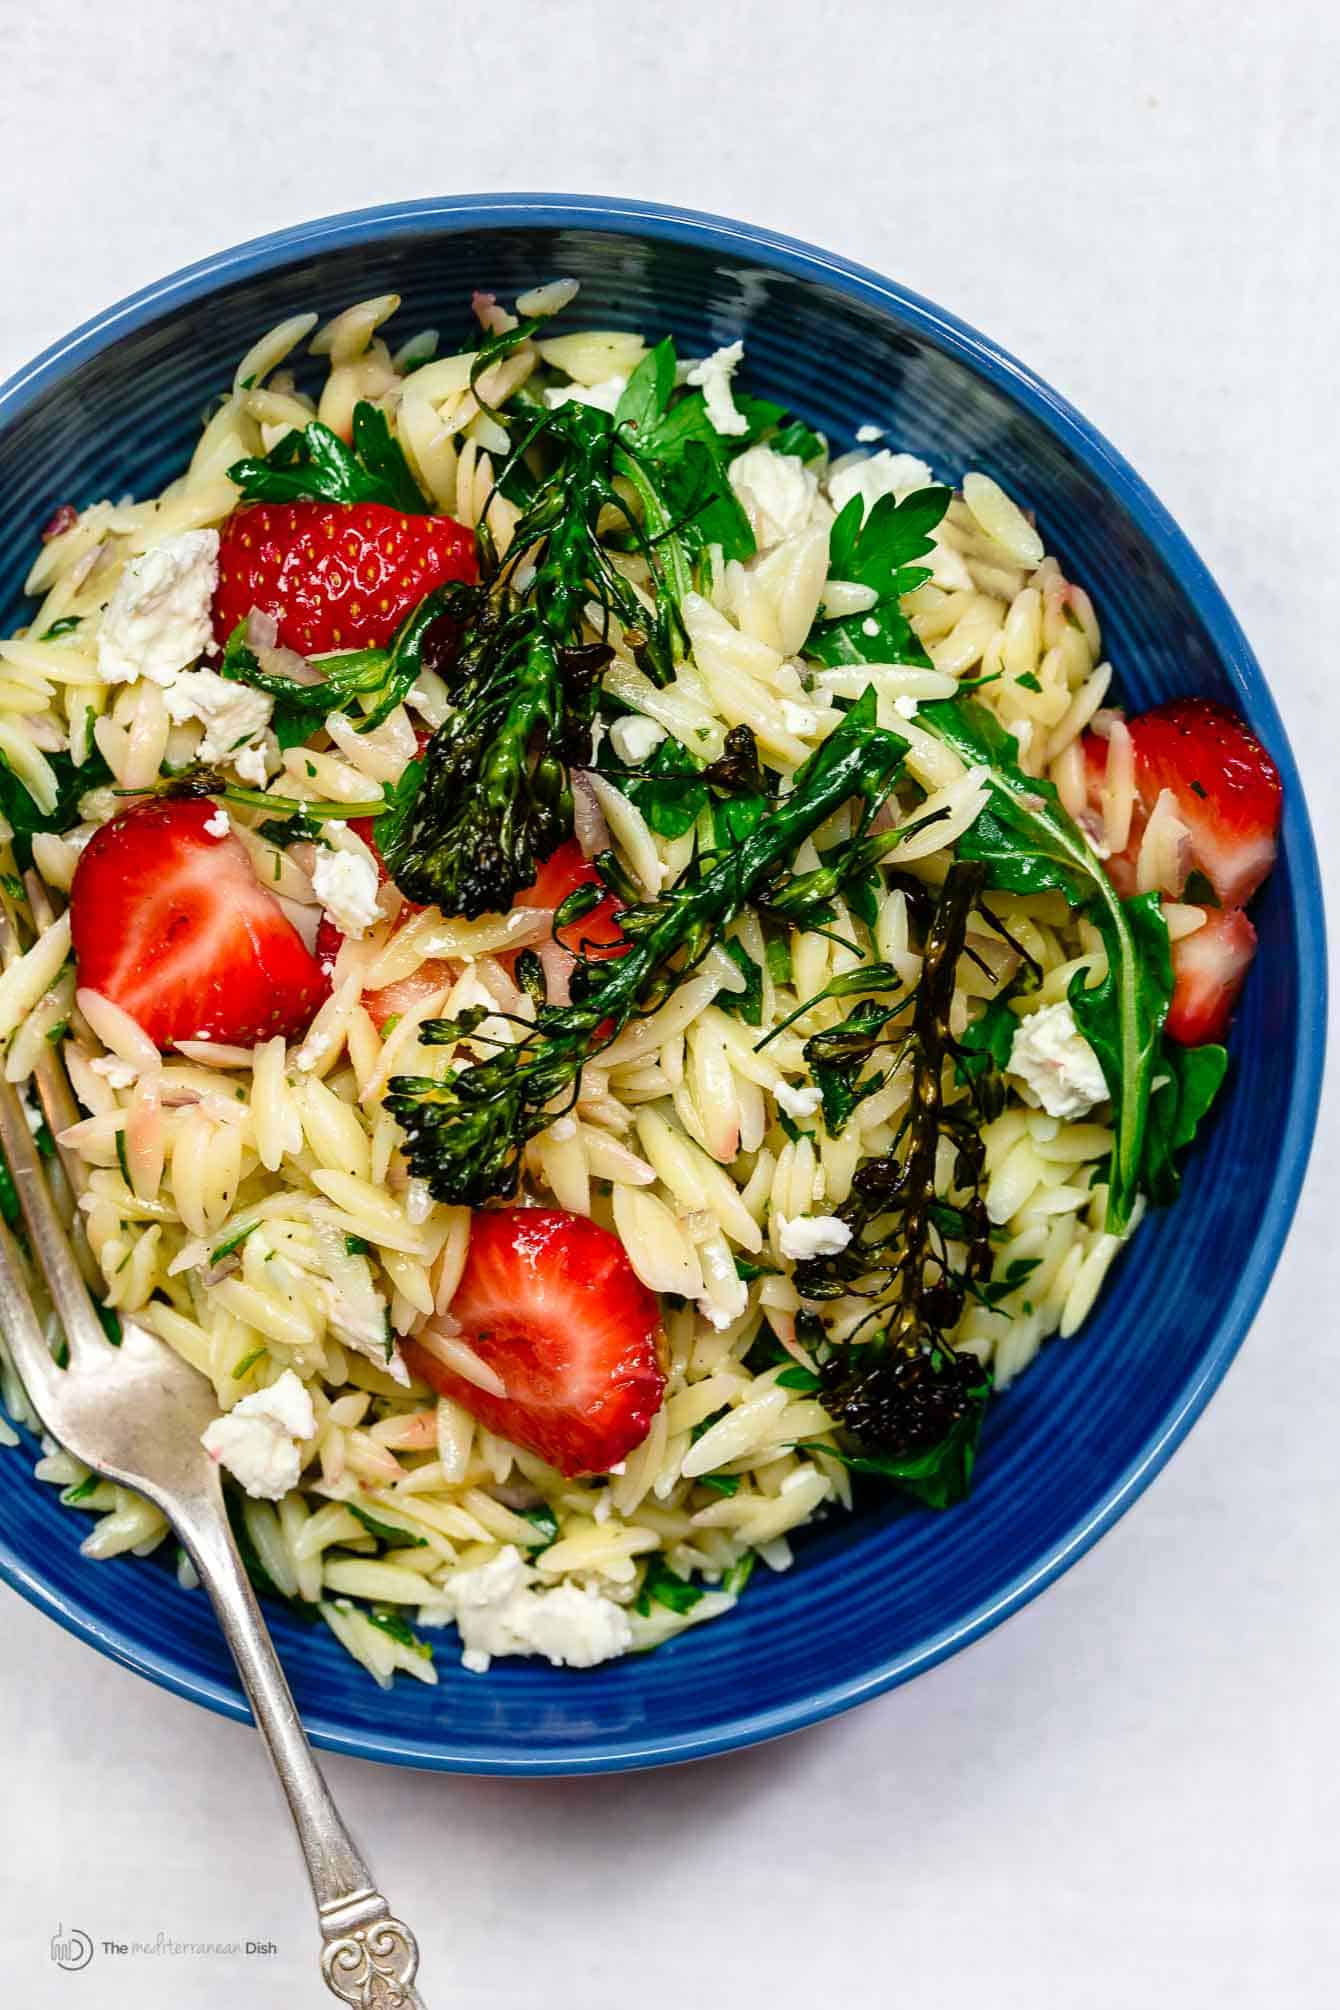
(0, 281, 1282, 1684)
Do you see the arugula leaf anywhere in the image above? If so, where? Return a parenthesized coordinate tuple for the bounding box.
(0, 747, 112, 870)
(227, 400, 428, 513)
(639, 1560, 705, 1616)
(811, 1397, 986, 1510)
(1142, 1041, 1229, 1205)
(364, 1607, 433, 1659)
(348, 1503, 428, 1550)
(717, 939, 763, 1026)
(908, 698, 1173, 1230)
(806, 488, 951, 668)
(614, 340, 755, 566)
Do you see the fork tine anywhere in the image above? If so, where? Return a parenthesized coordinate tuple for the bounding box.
(0, 1074, 110, 1367)
(0, 1212, 62, 1429)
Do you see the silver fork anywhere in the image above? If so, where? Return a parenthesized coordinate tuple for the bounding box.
(0, 1070, 427, 2009)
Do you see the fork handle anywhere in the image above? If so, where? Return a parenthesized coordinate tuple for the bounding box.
(174, 1490, 427, 2008)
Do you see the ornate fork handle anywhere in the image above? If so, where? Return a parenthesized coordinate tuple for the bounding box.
(174, 1488, 426, 2007)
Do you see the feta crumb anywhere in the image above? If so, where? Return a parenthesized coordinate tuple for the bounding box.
(88, 1055, 138, 1089)
(162, 667, 273, 762)
(780, 699, 819, 736)
(855, 423, 886, 444)
(893, 695, 919, 721)
(777, 1214, 852, 1261)
(233, 741, 271, 787)
(608, 713, 667, 765)
(728, 443, 821, 548)
(311, 847, 382, 940)
(404, 1177, 433, 1225)
(202, 807, 230, 838)
(1007, 1001, 1109, 1120)
(424, 1545, 634, 1673)
(861, 617, 881, 638)
(685, 341, 748, 437)
(826, 450, 936, 521)
(96, 530, 220, 687)
(698, 1270, 749, 1332)
(200, 1369, 315, 1501)
(543, 374, 627, 414)
(775, 1079, 822, 1120)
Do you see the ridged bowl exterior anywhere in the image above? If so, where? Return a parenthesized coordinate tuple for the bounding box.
(0, 196, 1325, 1773)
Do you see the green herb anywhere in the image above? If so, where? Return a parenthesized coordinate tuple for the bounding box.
(732, 1254, 778, 1281)
(61, 1472, 101, 1505)
(1182, 868, 1221, 908)
(639, 1560, 705, 1616)
(690, 1406, 730, 1445)
(770, 419, 826, 462)
(517, 1502, 560, 1548)
(97, 1304, 122, 1347)
(776, 1364, 823, 1393)
(45, 1019, 69, 1046)
(32, 1119, 55, 1160)
(765, 934, 792, 987)
(387, 691, 906, 1203)
(40, 615, 82, 639)
(0, 746, 113, 870)
(955, 994, 1018, 1089)
(364, 1607, 433, 1659)
(717, 939, 763, 1026)
(722, 1552, 755, 1598)
(599, 731, 707, 839)
(231, 1346, 266, 1381)
(210, 1220, 260, 1264)
(696, 1472, 741, 1498)
(348, 1503, 428, 1550)
(219, 582, 457, 738)
(227, 401, 428, 514)
(344, 1234, 370, 1256)
(906, 697, 1173, 1232)
(1142, 1042, 1229, 1205)
(0, 873, 25, 901)
(806, 487, 951, 668)
(1014, 671, 1043, 693)
(810, 1409, 984, 1510)
(114, 1127, 130, 1187)
(965, 1254, 1042, 1311)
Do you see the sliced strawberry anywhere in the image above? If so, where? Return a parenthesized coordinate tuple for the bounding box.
(402, 1208, 665, 1477)
(1166, 906, 1258, 1045)
(514, 839, 626, 960)
(212, 500, 476, 656)
(71, 798, 330, 1049)
(1126, 698, 1281, 908)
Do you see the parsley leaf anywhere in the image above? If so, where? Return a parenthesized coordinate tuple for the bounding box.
(598, 730, 707, 838)
(806, 487, 951, 667)
(1142, 1041, 1229, 1205)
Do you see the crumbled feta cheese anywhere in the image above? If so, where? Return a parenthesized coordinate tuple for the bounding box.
(775, 1079, 822, 1120)
(424, 1545, 634, 1673)
(861, 617, 881, 638)
(311, 847, 382, 940)
(608, 713, 667, 765)
(777, 1214, 852, 1261)
(826, 451, 936, 521)
(162, 667, 273, 762)
(200, 1370, 315, 1501)
(893, 695, 919, 721)
(685, 341, 748, 437)
(855, 423, 885, 444)
(728, 444, 820, 549)
(698, 1270, 749, 1332)
(1007, 1001, 1109, 1120)
(88, 1055, 137, 1089)
(543, 374, 627, 414)
(202, 807, 230, 838)
(780, 699, 819, 736)
(232, 741, 271, 787)
(97, 530, 220, 687)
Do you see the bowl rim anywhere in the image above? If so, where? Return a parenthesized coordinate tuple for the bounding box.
(0, 192, 1327, 1774)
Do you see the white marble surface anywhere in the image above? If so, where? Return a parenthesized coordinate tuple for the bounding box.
(1, 2, 1336, 2004)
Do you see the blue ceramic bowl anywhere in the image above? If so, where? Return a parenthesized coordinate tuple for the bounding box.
(0, 196, 1326, 1773)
